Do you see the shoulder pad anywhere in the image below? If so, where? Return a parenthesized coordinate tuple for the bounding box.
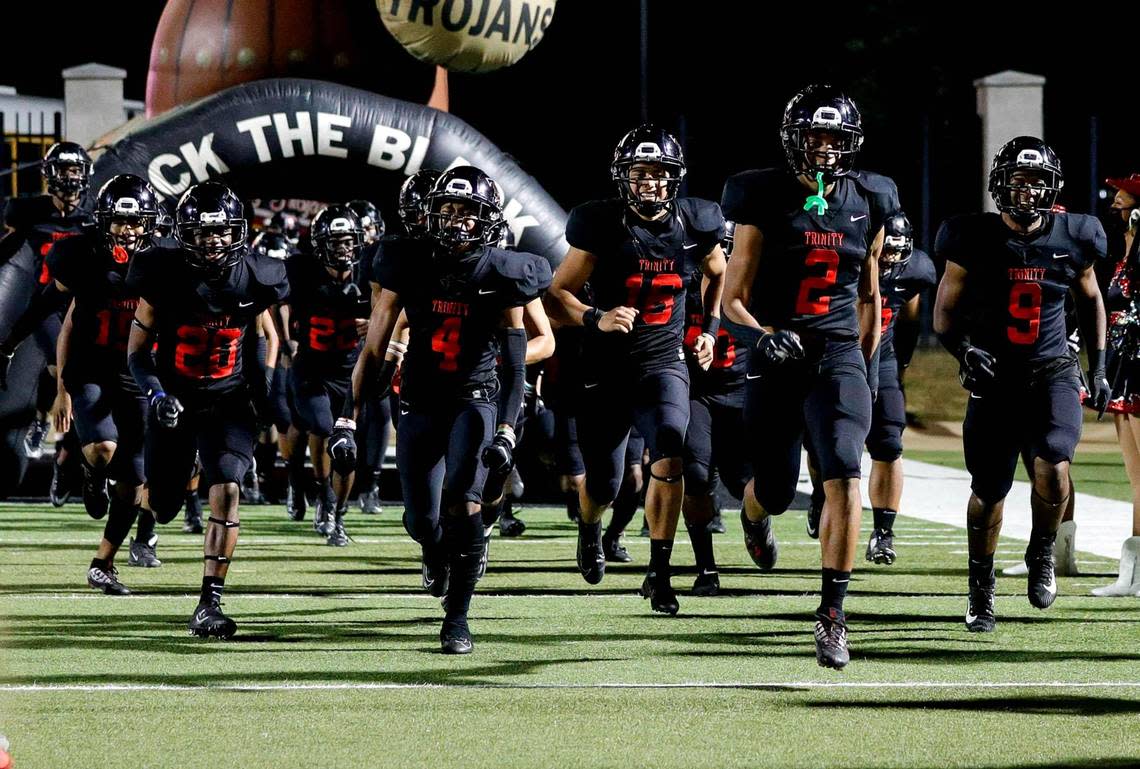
(565, 199, 624, 254)
(850, 170, 898, 196)
(720, 168, 784, 226)
(908, 249, 938, 288)
(247, 250, 289, 304)
(1063, 213, 1109, 263)
(125, 245, 178, 300)
(485, 247, 553, 306)
(676, 197, 725, 236)
(3, 195, 51, 231)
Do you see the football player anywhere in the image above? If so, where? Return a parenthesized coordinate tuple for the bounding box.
(127, 181, 287, 638)
(546, 124, 726, 616)
(934, 137, 1108, 631)
(721, 84, 897, 668)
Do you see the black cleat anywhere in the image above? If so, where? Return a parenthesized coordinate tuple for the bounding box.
(498, 509, 526, 538)
(127, 534, 162, 567)
(440, 617, 473, 654)
(576, 523, 606, 585)
(602, 532, 632, 563)
(741, 509, 778, 571)
(814, 610, 850, 669)
(639, 571, 679, 615)
(81, 467, 110, 520)
(23, 418, 48, 459)
(188, 599, 237, 639)
(865, 528, 896, 565)
(806, 501, 822, 539)
(183, 494, 204, 534)
(286, 476, 307, 521)
(422, 554, 450, 598)
(240, 463, 264, 505)
(476, 526, 492, 582)
(966, 579, 997, 632)
(706, 512, 726, 534)
(691, 569, 720, 597)
(326, 513, 350, 547)
(50, 460, 71, 507)
(87, 565, 130, 596)
(1026, 535, 1058, 609)
(359, 484, 382, 515)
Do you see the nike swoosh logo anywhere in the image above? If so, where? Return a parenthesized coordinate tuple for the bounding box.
(478, 289, 495, 295)
(1044, 574, 1057, 595)
(238, 301, 255, 308)
(894, 286, 908, 292)
(851, 214, 867, 222)
(683, 243, 699, 250)
(1052, 253, 1068, 260)
(400, 409, 409, 416)
(965, 608, 978, 624)
(968, 393, 982, 399)
(583, 383, 599, 389)
(745, 373, 763, 380)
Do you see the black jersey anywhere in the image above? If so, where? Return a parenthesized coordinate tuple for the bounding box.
(683, 268, 746, 403)
(127, 247, 289, 399)
(374, 240, 551, 405)
(879, 249, 936, 349)
(3, 195, 90, 286)
(721, 168, 898, 341)
(566, 197, 724, 371)
(936, 212, 1106, 370)
(46, 228, 140, 378)
(286, 256, 371, 381)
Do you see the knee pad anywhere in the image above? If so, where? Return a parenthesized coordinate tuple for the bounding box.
(403, 507, 440, 545)
(147, 488, 185, 525)
(651, 424, 686, 463)
(683, 459, 713, 497)
(584, 473, 620, 509)
(867, 426, 903, 463)
(970, 477, 1013, 507)
(752, 481, 794, 517)
(209, 452, 251, 487)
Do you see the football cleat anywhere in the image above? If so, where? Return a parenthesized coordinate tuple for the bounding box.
(706, 512, 726, 534)
(741, 509, 778, 571)
(1026, 535, 1058, 609)
(498, 508, 526, 537)
(440, 617, 474, 654)
(81, 466, 110, 520)
(602, 532, 632, 563)
(639, 571, 679, 615)
(23, 418, 49, 459)
(49, 459, 71, 507)
(286, 475, 307, 521)
(188, 599, 237, 639)
(576, 523, 606, 585)
(806, 500, 822, 539)
(476, 526, 492, 582)
(314, 485, 336, 536)
(422, 553, 449, 598)
(965, 579, 997, 632)
(127, 534, 162, 567)
(814, 610, 850, 669)
(183, 493, 204, 534)
(87, 565, 130, 596)
(326, 513, 349, 547)
(865, 528, 896, 565)
(240, 464, 264, 505)
(359, 484, 383, 515)
(691, 569, 720, 597)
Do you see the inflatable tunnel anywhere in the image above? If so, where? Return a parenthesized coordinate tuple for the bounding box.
(0, 77, 569, 497)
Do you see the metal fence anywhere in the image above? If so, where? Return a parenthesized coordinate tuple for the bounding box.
(0, 111, 63, 199)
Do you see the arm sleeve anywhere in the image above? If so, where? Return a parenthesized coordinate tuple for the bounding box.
(496, 328, 528, 429)
(128, 343, 163, 397)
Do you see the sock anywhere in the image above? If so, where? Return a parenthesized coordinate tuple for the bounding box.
(580, 519, 602, 544)
(686, 521, 716, 572)
(200, 576, 224, 604)
(873, 507, 897, 533)
(135, 508, 156, 542)
(444, 514, 484, 621)
(254, 441, 277, 479)
(968, 554, 995, 585)
(565, 489, 579, 520)
(102, 496, 140, 548)
(366, 469, 382, 491)
(818, 568, 850, 620)
(90, 557, 110, 572)
(649, 538, 673, 576)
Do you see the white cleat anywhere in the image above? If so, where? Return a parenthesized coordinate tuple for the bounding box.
(1091, 536, 1140, 597)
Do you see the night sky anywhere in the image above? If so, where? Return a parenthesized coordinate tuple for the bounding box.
(1, 1, 1127, 247)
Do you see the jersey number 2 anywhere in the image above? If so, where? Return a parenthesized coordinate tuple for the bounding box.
(794, 249, 840, 315)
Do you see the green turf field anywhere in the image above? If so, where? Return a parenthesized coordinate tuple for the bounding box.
(1, 501, 1138, 768)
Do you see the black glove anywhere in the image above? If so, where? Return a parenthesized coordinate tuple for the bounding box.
(373, 358, 397, 401)
(0, 348, 12, 390)
(149, 390, 184, 429)
(755, 329, 805, 368)
(248, 381, 275, 430)
(1088, 365, 1111, 415)
(958, 346, 998, 393)
(481, 426, 516, 477)
(328, 418, 357, 476)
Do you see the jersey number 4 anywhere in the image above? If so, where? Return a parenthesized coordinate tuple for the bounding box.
(1007, 282, 1042, 344)
(431, 316, 463, 372)
(795, 249, 840, 315)
(625, 273, 683, 325)
(174, 326, 242, 379)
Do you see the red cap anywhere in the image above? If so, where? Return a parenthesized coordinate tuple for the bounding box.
(1106, 173, 1140, 197)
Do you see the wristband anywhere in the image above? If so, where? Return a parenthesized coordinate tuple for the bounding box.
(334, 417, 356, 431)
(583, 307, 602, 332)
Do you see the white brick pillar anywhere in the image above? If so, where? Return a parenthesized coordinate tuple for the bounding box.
(974, 70, 1046, 212)
(62, 62, 127, 147)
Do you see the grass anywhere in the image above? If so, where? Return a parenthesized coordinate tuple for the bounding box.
(1, 500, 1139, 768)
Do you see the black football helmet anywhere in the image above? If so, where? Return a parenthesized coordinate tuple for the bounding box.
(780, 84, 864, 181)
(175, 181, 248, 271)
(269, 210, 300, 245)
(42, 141, 92, 200)
(721, 220, 736, 257)
(880, 211, 914, 277)
(399, 169, 441, 236)
(253, 231, 292, 261)
(426, 166, 505, 249)
(95, 174, 160, 258)
(347, 199, 385, 244)
(989, 136, 1063, 225)
(611, 124, 686, 218)
(310, 204, 364, 270)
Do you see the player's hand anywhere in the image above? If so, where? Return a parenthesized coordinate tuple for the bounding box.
(693, 332, 716, 370)
(53, 388, 72, 435)
(598, 306, 638, 333)
(328, 418, 357, 476)
(149, 391, 184, 429)
(374, 358, 397, 400)
(481, 426, 515, 476)
(1088, 365, 1111, 416)
(756, 329, 804, 367)
(958, 346, 997, 393)
(0, 348, 13, 390)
